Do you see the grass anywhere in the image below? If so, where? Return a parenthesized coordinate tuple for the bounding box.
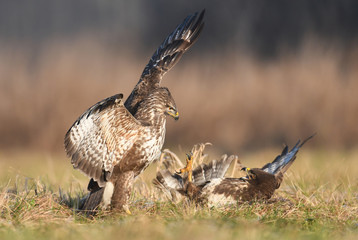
(0, 146, 357, 240)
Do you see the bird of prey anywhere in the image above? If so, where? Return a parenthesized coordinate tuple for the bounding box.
(64, 10, 205, 213)
(154, 135, 314, 207)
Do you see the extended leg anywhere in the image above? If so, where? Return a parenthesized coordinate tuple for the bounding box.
(111, 171, 134, 214)
(176, 153, 194, 182)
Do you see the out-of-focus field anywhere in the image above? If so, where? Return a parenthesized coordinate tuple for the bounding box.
(1, 38, 358, 152)
(0, 147, 357, 240)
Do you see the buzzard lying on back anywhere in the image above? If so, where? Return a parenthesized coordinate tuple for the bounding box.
(154, 135, 314, 206)
(64, 10, 205, 213)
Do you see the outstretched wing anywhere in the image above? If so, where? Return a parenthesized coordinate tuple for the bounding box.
(261, 134, 315, 175)
(64, 94, 143, 187)
(153, 155, 237, 193)
(154, 169, 185, 191)
(191, 155, 237, 185)
(125, 10, 205, 113)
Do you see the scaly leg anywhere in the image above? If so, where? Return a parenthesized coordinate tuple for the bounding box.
(176, 153, 194, 182)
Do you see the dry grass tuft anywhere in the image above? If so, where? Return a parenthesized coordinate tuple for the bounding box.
(0, 179, 74, 227)
(0, 145, 358, 239)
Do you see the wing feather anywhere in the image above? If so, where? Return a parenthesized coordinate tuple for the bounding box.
(64, 94, 144, 187)
(261, 134, 315, 175)
(191, 155, 237, 185)
(125, 10, 205, 113)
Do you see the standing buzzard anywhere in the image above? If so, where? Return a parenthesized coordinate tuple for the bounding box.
(64, 10, 205, 213)
(154, 135, 313, 206)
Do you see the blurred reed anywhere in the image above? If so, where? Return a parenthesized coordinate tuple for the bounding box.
(0, 36, 357, 152)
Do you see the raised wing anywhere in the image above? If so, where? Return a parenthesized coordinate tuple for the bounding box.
(261, 134, 315, 175)
(191, 155, 237, 185)
(65, 94, 143, 187)
(153, 154, 237, 193)
(154, 169, 185, 191)
(125, 10, 205, 114)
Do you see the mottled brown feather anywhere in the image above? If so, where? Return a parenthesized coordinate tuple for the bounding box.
(64, 10, 205, 213)
(65, 95, 143, 187)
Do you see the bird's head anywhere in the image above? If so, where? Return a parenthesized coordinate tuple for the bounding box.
(241, 167, 257, 180)
(241, 167, 277, 186)
(160, 87, 179, 120)
(165, 103, 179, 120)
(144, 87, 179, 121)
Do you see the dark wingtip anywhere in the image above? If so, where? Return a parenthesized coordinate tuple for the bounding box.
(198, 9, 206, 21)
(282, 145, 289, 155)
(185, 9, 205, 45)
(299, 133, 316, 148)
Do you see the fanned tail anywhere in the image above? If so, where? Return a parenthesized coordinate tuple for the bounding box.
(262, 134, 315, 175)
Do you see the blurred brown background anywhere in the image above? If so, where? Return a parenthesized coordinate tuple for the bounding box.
(1, 0, 358, 154)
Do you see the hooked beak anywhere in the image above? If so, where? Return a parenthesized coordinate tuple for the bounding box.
(166, 110, 179, 121)
(241, 167, 256, 180)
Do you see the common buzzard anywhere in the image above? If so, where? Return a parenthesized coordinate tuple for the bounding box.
(65, 10, 205, 213)
(154, 135, 313, 206)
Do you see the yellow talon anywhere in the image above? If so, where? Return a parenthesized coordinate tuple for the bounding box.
(123, 205, 132, 215)
(176, 153, 194, 182)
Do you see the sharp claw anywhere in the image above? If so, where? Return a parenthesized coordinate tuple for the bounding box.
(123, 205, 132, 215)
(175, 153, 194, 182)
